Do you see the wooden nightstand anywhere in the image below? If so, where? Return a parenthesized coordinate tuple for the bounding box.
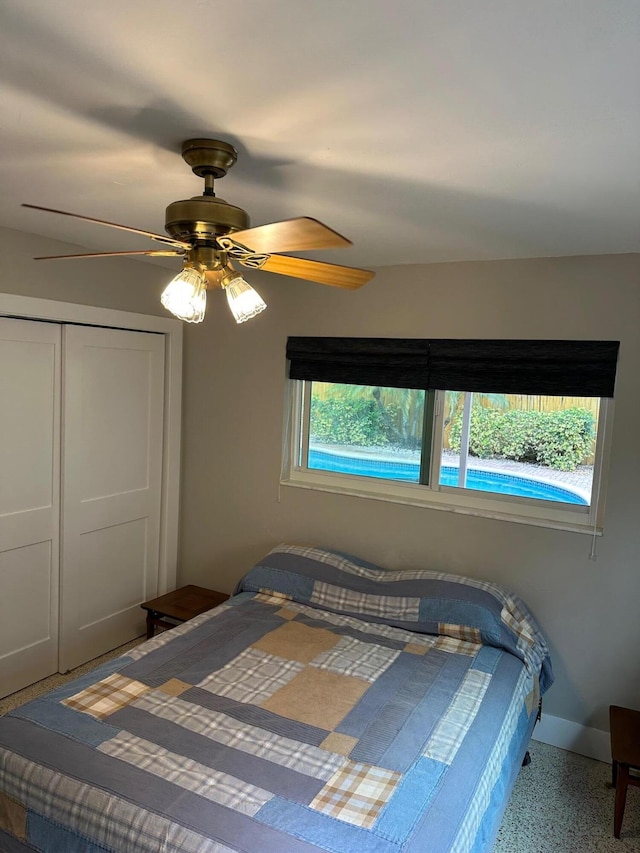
(610, 705, 640, 838)
(141, 585, 230, 638)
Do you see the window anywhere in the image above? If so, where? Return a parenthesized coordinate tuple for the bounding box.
(306, 384, 428, 483)
(282, 338, 619, 533)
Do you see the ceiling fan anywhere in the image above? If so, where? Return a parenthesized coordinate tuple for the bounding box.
(23, 139, 374, 324)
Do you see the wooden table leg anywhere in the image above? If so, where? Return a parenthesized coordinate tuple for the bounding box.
(614, 764, 629, 839)
(146, 610, 155, 639)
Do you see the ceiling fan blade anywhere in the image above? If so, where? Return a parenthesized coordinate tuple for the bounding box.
(254, 255, 374, 289)
(33, 249, 185, 260)
(22, 204, 192, 250)
(228, 217, 351, 254)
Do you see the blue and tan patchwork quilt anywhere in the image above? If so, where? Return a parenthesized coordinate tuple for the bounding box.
(0, 545, 553, 853)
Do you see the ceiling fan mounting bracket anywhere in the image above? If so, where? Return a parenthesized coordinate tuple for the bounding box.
(163, 140, 250, 242)
(181, 138, 238, 179)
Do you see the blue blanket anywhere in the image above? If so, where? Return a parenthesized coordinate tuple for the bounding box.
(0, 545, 552, 853)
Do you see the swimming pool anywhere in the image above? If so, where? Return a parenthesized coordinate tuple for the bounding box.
(307, 448, 588, 505)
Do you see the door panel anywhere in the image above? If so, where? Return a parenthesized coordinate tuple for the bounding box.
(1, 542, 54, 651)
(78, 519, 147, 627)
(78, 344, 156, 498)
(60, 325, 165, 671)
(0, 318, 60, 697)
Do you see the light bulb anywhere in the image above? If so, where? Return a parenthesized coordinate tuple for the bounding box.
(161, 268, 206, 323)
(223, 274, 266, 324)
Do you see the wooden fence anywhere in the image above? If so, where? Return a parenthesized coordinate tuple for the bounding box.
(503, 395, 600, 417)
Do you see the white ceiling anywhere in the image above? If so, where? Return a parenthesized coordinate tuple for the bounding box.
(0, 0, 638, 269)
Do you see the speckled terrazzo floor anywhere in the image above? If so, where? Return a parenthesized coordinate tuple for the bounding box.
(495, 740, 640, 851)
(2, 648, 638, 851)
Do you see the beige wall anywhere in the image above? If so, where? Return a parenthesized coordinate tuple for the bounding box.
(3, 224, 639, 734)
(180, 252, 640, 733)
(0, 225, 168, 316)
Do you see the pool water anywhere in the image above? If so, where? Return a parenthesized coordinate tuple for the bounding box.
(307, 448, 588, 505)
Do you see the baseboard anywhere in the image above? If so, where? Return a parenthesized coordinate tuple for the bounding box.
(532, 713, 611, 764)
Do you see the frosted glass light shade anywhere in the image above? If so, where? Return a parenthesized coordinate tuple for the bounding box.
(161, 268, 207, 323)
(224, 275, 267, 324)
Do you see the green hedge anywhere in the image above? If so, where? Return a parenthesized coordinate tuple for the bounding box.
(310, 396, 392, 446)
(449, 406, 595, 471)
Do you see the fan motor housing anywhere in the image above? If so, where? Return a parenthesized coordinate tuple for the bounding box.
(164, 196, 250, 242)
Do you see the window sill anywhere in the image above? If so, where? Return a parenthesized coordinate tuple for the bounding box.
(281, 469, 602, 536)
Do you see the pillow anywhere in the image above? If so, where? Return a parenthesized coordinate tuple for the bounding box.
(235, 544, 553, 693)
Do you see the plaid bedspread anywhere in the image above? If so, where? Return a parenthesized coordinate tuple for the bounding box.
(0, 546, 552, 853)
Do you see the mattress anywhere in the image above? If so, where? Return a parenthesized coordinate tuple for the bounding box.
(0, 545, 553, 853)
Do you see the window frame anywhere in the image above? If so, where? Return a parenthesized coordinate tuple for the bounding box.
(281, 380, 614, 535)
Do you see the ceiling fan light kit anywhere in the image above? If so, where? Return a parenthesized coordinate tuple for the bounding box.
(160, 267, 207, 324)
(223, 274, 267, 324)
(23, 139, 374, 324)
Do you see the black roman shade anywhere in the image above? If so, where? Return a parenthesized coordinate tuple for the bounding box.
(287, 337, 620, 397)
(286, 337, 431, 390)
(429, 339, 620, 397)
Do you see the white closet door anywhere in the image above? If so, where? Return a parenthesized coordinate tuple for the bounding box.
(60, 325, 165, 671)
(0, 318, 60, 698)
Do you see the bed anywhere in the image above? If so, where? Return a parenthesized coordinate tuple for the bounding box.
(0, 544, 553, 853)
